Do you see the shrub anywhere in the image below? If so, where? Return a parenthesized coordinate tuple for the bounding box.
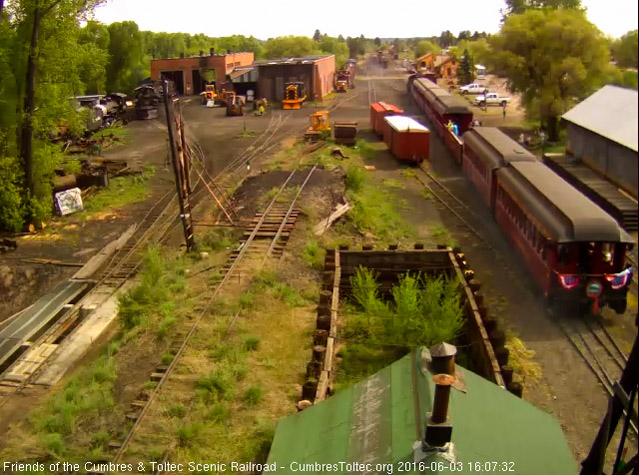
(243, 336, 260, 352)
(197, 370, 234, 400)
(168, 403, 187, 418)
(206, 402, 230, 423)
(243, 386, 263, 406)
(176, 422, 203, 447)
(345, 166, 365, 192)
(303, 240, 325, 270)
(43, 432, 64, 455)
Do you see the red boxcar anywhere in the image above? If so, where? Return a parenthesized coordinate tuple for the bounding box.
(383, 115, 430, 163)
(494, 161, 634, 314)
(462, 127, 536, 208)
(370, 102, 403, 137)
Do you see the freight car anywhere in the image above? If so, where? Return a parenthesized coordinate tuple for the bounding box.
(409, 76, 472, 163)
(408, 72, 635, 315)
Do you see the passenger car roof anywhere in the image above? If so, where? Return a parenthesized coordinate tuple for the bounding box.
(497, 162, 633, 243)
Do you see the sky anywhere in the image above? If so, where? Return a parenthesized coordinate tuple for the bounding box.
(93, 0, 639, 39)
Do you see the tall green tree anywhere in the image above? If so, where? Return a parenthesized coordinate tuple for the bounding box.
(503, 0, 582, 16)
(489, 8, 611, 140)
(458, 49, 474, 85)
(373, 37, 381, 46)
(415, 40, 441, 58)
(11, 0, 104, 223)
(439, 30, 455, 48)
(312, 29, 321, 42)
(319, 35, 349, 67)
(264, 35, 321, 59)
(106, 21, 146, 92)
(613, 30, 638, 68)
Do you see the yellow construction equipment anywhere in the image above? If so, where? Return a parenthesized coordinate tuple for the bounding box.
(335, 80, 348, 93)
(225, 91, 246, 116)
(282, 82, 307, 110)
(304, 110, 330, 141)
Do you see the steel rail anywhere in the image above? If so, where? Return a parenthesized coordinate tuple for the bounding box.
(112, 168, 301, 464)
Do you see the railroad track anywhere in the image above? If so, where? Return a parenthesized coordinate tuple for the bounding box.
(413, 167, 636, 433)
(554, 313, 637, 435)
(0, 186, 182, 407)
(107, 165, 318, 471)
(413, 168, 498, 254)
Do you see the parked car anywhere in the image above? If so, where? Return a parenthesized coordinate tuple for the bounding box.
(460, 83, 485, 94)
(474, 92, 511, 107)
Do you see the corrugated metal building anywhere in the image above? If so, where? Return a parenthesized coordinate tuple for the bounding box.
(150, 51, 254, 96)
(267, 348, 578, 474)
(562, 85, 638, 198)
(255, 55, 335, 102)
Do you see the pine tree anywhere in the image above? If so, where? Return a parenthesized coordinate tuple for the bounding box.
(313, 29, 321, 42)
(459, 49, 474, 85)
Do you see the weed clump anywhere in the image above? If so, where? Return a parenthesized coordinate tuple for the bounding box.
(345, 166, 365, 192)
(243, 386, 263, 406)
(243, 336, 260, 352)
(303, 240, 325, 270)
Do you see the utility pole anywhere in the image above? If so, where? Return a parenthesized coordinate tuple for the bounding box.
(163, 80, 196, 252)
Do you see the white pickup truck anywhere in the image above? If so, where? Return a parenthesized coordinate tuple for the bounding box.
(459, 83, 484, 94)
(474, 92, 511, 107)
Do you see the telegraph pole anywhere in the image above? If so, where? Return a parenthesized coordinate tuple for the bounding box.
(163, 80, 196, 251)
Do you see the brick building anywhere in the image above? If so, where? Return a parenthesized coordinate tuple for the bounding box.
(255, 55, 335, 102)
(150, 50, 254, 95)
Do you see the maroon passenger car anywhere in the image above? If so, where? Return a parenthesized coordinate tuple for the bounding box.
(462, 127, 536, 208)
(494, 161, 634, 314)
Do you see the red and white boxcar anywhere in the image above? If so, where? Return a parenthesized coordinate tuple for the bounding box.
(370, 102, 403, 137)
(462, 127, 536, 208)
(383, 115, 430, 164)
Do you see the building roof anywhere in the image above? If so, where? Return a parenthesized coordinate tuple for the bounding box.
(384, 115, 429, 133)
(498, 161, 634, 243)
(254, 55, 334, 66)
(267, 348, 577, 474)
(463, 127, 536, 170)
(562, 85, 638, 153)
(434, 54, 455, 68)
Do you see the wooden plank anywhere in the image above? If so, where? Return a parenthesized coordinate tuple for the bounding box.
(72, 224, 137, 280)
(313, 202, 351, 236)
(315, 370, 329, 402)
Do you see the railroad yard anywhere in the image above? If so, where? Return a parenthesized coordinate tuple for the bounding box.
(0, 55, 637, 475)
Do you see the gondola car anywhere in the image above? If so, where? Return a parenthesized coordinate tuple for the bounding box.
(494, 161, 634, 314)
(462, 127, 536, 208)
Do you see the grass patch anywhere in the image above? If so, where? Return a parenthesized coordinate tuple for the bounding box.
(83, 165, 155, 213)
(354, 139, 376, 160)
(199, 228, 239, 252)
(346, 181, 413, 244)
(167, 403, 187, 419)
(118, 246, 187, 332)
(176, 422, 204, 447)
(237, 128, 257, 138)
(504, 334, 542, 384)
(243, 336, 260, 352)
(302, 240, 325, 270)
(430, 224, 457, 247)
(382, 178, 403, 189)
(253, 270, 308, 308)
(345, 166, 365, 192)
(243, 386, 263, 406)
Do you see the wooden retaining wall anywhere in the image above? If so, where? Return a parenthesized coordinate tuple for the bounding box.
(299, 245, 522, 408)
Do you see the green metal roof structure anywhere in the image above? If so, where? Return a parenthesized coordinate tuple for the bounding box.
(267, 348, 577, 474)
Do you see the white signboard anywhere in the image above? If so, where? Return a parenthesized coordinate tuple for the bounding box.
(55, 187, 84, 216)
